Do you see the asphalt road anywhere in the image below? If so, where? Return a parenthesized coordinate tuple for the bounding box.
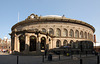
(0, 53, 99, 64)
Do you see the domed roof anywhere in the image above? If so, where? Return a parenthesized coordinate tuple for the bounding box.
(43, 15, 62, 18)
(41, 15, 66, 19)
(11, 13, 95, 33)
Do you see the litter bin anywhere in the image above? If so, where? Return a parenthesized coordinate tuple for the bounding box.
(66, 53, 69, 56)
(48, 54, 52, 61)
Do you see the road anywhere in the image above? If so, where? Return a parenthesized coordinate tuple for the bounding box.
(0, 53, 99, 64)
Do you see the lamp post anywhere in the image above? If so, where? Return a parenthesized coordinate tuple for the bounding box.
(94, 34, 96, 51)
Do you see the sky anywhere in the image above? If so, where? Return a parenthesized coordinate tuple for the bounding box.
(0, 0, 100, 42)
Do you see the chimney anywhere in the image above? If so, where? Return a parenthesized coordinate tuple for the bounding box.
(94, 34, 96, 43)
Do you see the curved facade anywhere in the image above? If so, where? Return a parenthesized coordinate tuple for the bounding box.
(10, 13, 95, 54)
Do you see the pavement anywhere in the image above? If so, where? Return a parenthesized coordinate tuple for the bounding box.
(0, 51, 9, 55)
(0, 52, 99, 64)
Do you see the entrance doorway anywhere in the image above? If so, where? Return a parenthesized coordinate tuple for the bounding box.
(30, 36, 36, 51)
(41, 37, 46, 50)
(19, 35, 25, 52)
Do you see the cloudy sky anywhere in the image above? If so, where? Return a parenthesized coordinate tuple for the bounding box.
(0, 0, 100, 43)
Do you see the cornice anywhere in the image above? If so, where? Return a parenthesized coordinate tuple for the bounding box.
(11, 14, 95, 33)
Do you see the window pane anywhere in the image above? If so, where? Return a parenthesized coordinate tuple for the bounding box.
(70, 29, 74, 37)
(56, 40, 61, 47)
(80, 31, 83, 38)
(49, 28, 54, 35)
(56, 28, 61, 37)
(42, 28, 46, 33)
(75, 30, 79, 38)
(63, 29, 68, 37)
(63, 40, 67, 46)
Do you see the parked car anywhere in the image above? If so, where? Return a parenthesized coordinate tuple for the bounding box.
(49, 46, 71, 56)
(2, 49, 8, 53)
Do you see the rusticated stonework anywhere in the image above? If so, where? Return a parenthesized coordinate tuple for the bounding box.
(10, 13, 95, 55)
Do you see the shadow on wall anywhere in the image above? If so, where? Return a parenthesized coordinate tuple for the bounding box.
(11, 44, 29, 55)
(49, 40, 94, 55)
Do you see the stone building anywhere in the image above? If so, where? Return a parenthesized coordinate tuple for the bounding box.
(10, 13, 95, 55)
(0, 37, 11, 52)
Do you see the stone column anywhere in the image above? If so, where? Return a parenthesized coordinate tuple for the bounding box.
(24, 33, 30, 54)
(51, 38, 53, 49)
(38, 35, 41, 51)
(48, 38, 51, 49)
(17, 36, 20, 52)
(36, 33, 41, 54)
(61, 40, 63, 46)
(14, 33, 17, 51)
(68, 28, 70, 37)
(73, 29, 75, 38)
(46, 36, 49, 50)
(11, 35, 13, 51)
(53, 38, 56, 48)
(54, 27, 56, 36)
(61, 26, 63, 37)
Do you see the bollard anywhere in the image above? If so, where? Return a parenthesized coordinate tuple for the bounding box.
(70, 51, 73, 59)
(17, 56, 19, 64)
(97, 55, 99, 64)
(59, 54, 60, 60)
(48, 54, 52, 61)
(80, 59, 82, 64)
(71, 54, 73, 59)
(42, 55, 44, 62)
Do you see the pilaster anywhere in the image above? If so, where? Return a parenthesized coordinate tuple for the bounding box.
(24, 33, 30, 53)
(14, 33, 17, 51)
(16, 36, 20, 52)
(36, 33, 41, 54)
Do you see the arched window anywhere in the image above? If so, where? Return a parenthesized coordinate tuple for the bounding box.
(75, 40, 79, 48)
(63, 40, 68, 46)
(41, 37, 46, 50)
(70, 40, 74, 48)
(42, 28, 46, 33)
(56, 40, 61, 47)
(49, 28, 54, 35)
(80, 31, 83, 38)
(19, 35, 25, 52)
(75, 30, 79, 38)
(69, 29, 74, 37)
(30, 36, 36, 51)
(56, 28, 61, 37)
(84, 32, 87, 39)
(34, 28, 38, 31)
(63, 29, 68, 37)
